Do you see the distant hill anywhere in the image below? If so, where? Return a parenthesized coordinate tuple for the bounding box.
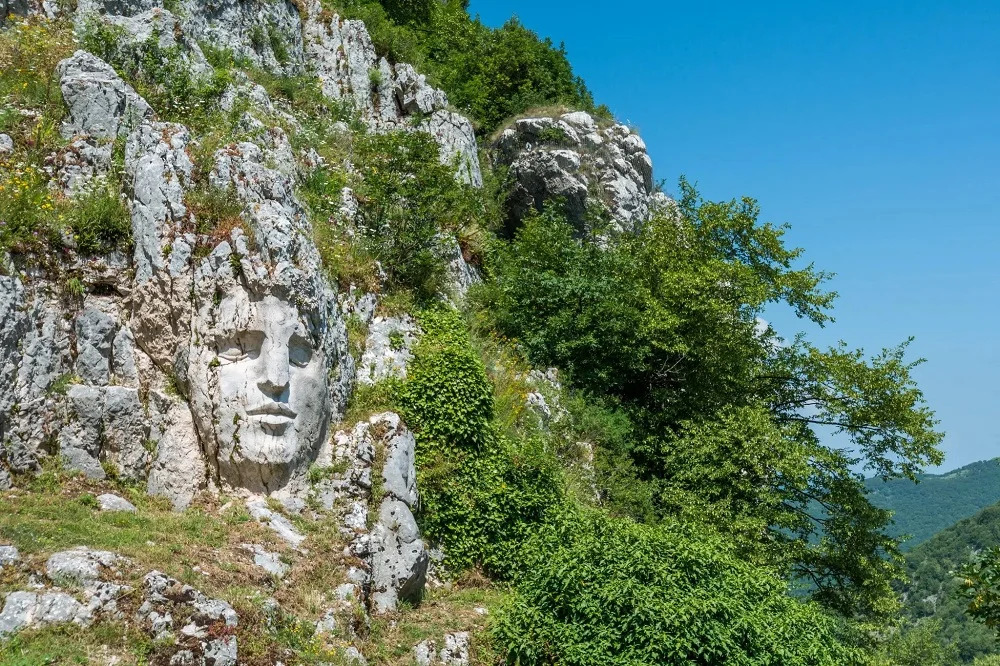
(901, 502, 1000, 662)
(866, 458, 1000, 550)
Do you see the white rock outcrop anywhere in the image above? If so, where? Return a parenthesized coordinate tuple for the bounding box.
(57, 50, 152, 140)
(301, 3, 482, 187)
(317, 413, 428, 614)
(493, 111, 670, 233)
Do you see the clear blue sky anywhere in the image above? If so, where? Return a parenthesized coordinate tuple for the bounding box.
(470, 0, 1000, 472)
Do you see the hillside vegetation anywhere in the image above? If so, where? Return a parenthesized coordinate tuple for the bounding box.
(900, 502, 1000, 662)
(867, 459, 1000, 550)
(0, 0, 986, 664)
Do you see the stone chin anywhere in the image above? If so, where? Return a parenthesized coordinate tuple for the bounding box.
(189, 290, 331, 495)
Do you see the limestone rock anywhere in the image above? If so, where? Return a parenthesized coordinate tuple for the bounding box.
(302, 5, 482, 186)
(146, 390, 206, 510)
(97, 493, 137, 512)
(125, 120, 194, 285)
(379, 413, 419, 509)
(0, 545, 19, 568)
(369, 498, 428, 614)
(440, 632, 470, 666)
(57, 50, 152, 140)
(46, 547, 122, 587)
(242, 544, 289, 578)
(0, 591, 92, 637)
(74, 305, 116, 385)
(59, 384, 150, 481)
(358, 316, 419, 385)
(420, 110, 483, 188)
(84, 8, 210, 78)
(0, 133, 12, 154)
(0, 591, 37, 637)
(139, 571, 238, 663)
(493, 111, 669, 233)
(247, 499, 306, 548)
(343, 646, 368, 665)
(50, 137, 114, 194)
(438, 234, 480, 300)
(179, 0, 305, 75)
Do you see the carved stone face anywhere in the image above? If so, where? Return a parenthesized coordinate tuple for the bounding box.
(191, 289, 331, 493)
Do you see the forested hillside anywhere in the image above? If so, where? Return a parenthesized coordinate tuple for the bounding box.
(901, 503, 1000, 662)
(867, 459, 1000, 550)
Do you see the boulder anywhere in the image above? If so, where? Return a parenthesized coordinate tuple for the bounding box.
(46, 547, 122, 587)
(56, 51, 152, 140)
(0, 545, 19, 568)
(97, 493, 137, 512)
(369, 498, 428, 614)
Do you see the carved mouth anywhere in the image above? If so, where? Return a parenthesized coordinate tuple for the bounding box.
(246, 403, 297, 431)
(247, 403, 297, 419)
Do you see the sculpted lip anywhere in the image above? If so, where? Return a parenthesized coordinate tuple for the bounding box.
(246, 403, 297, 419)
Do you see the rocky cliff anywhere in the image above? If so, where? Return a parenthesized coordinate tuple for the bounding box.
(0, 1, 667, 663)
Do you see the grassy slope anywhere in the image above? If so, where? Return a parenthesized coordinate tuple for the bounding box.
(0, 469, 502, 665)
(866, 458, 1000, 551)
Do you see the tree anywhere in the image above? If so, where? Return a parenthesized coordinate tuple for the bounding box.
(876, 621, 960, 666)
(476, 179, 944, 621)
(960, 546, 1000, 634)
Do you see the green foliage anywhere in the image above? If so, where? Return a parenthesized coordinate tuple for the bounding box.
(400, 306, 562, 575)
(333, 0, 598, 132)
(866, 459, 1000, 551)
(0, 18, 75, 152)
(899, 501, 1000, 661)
(68, 181, 132, 255)
(81, 19, 231, 121)
(960, 546, 1000, 636)
(876, 621, 960, 666)
(0, 158, 65, 258)
(475, 180, 944, 621)
(349, 130, 491, 300)
(0, 622, 152, 666)
(493, 507, 866, 666)
(186, 184, 245, 238)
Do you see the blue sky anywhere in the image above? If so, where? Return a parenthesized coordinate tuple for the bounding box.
(470, 1, 1000, 471)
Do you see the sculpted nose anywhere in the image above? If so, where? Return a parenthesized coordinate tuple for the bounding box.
(257, 340, 290, 395)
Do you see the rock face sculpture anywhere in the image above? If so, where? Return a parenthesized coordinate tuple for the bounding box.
(189, 285, 333, 495)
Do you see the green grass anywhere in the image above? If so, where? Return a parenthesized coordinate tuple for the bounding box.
(0, 622, 152, 666)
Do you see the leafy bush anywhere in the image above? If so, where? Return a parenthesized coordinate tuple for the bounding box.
(400, 306, 563, 576)
(494, 508, 866, 666)
(68, 181, 132, 255)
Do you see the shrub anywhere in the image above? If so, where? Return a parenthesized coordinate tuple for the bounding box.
(493, 508, 867, 666)
(348, 130, 490, 300)
(400, 306, 563, 576)
(69, 181, 132, 255)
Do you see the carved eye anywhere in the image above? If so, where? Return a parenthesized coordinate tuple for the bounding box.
(289, 335, 313, 368)
(216, 331, 264, 364)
